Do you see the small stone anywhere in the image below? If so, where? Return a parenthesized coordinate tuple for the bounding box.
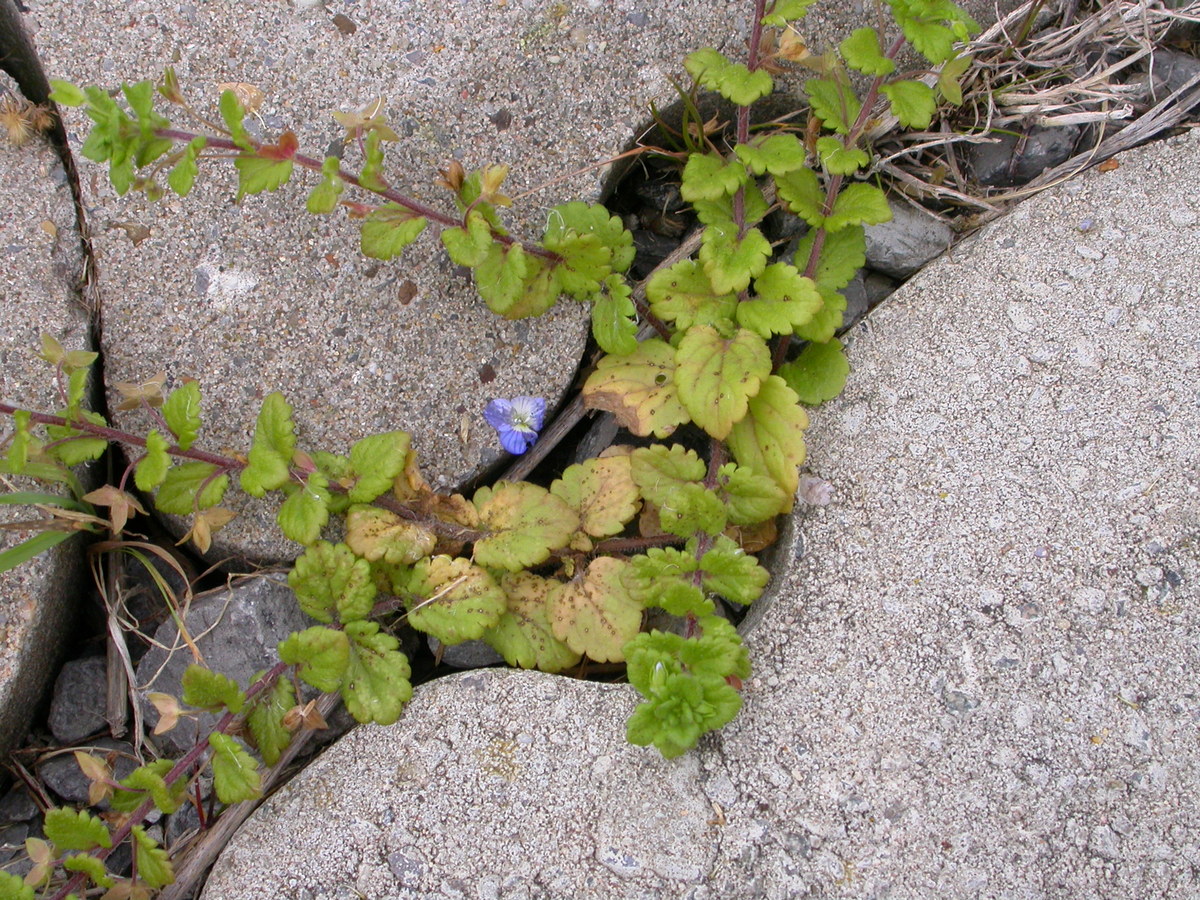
(1089, 824, 1121, 861)
(38, 737, 138, 806)
(0, 786, 38, 824)
(428, 637, 505, 669)
(969, 125, 1082, 187)
(48, 655, 109, 744)
(864, 201, 953, 278)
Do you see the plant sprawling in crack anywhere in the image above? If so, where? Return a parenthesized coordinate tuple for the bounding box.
(0, 0, 977, 895)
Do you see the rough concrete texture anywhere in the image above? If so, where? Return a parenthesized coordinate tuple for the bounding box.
(201, 130, 1199, 898)
(0, 112, 90, 760)
(136, 574, 313, 757)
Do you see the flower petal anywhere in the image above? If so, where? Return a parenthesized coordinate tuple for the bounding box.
(498, 428, 533, 455)
(484, 399, 513, 430)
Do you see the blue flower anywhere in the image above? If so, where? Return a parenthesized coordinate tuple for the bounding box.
(483, 396, 545, 455)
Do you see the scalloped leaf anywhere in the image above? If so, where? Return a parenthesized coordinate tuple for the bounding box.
(246, 673, 295, 766)
(881, 79, 938, 128)
(814, 135, 869, 175)
(658, 482, 728, 538)
(794, 223, 865, 291)
(161, 380, 201, 450)
(824, 183, 893, 232)
(700, 535, 770, 605)
(548, 557, 642, 663)
(629, 444, 706, 506)
(475, 242, 536, 317)
(793, 287, 847, 342)
(804, 77, 861, 135)
(582, 338, 690, 438)
(344, 505, 436, 567)
(680, 153, 747, 202)
(240, 392, 295, 498)
(208, 733, 262, 805)
(154, 461, 228, 515)
(646, 259, 737, 332)
(485, 573, 581, 672)
(545, 201, 635, 274)
(890, 0, 980, 64)
(277, 472, 331, 545)
(135, 429, 171, 492)
(131, 825, 175, 889)
(622, 547, 710, 616)
(289, 540, 377, 624)
(278, 625, 350, 693)
(737, 263, 823, 338)
(717, 462, 789, 525)
(44, 808, 112, 852)
(699, 223, 771, 294)
(348, 430, 410, 504)
(361, 205, 427, 261)
(692, 180, 769, 228)
(674, 326, 771, 440)
(779, 336, 851, 404)
(550, 456, 641, 539)
(840, 26, 896, 76)
(684, 48, 774, 105)
(762, 0, 819, 25)
(342, 620, 412, 725)
(727, 375, 809, 506)
(774, 165, 826, 227)
(591, 274, 638, 356)
(407, 556, 505, 644)
(181, 665, 244, 714)
(441, 211, 494, 267)
(734, 133, 806, 176)
(472, 482, 578, 571)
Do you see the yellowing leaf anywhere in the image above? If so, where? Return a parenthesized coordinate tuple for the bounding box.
(345, 504, 436, 565)
(472, 481, 578, 571)
(582, 338, 690, 438)
(550, 456, 641, 538)
(727, 375, 809, 507)
(673, 326, 771, 440)
(547, 557, 642, 663)
(407, 555, 506, 644)
(484, 572, 581, 672)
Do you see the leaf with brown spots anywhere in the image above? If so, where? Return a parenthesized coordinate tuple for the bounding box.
(673, 325, 771, 440)
(582, 338, 690, 438)
(726, 375, 809, 509)
(547, 557, 642, 663)
(484, 572, 581, 672)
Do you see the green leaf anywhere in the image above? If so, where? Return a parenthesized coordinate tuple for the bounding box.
(348, 430, 410, 504)
(181, 665, 245, 713)
(547, 557, 642, 663)
(887, 0, 980, 64)
(240, 392, 296, 498)
(794, 222, 866, 291)
(472, 481, 580, 571)
(0, 531, 75, 575)
(134, 429, 174, 494)
(208, 733, 262, 804)
(219, 89, 252, 150)
(61, 854, 113, 892)
(234, 153, 293, 199)
(684, 48, 774, 106)
(718, 462, 788, 525)
(657, 482, 728, 537)
(582, 339, 690, 438)
(626, 668, 742, 758)
(307, 155, 345, 213)
(779, 336, 851, 404)
(674, 326, 771, 440)
(680, 153, 746, 202)
(162, 380, 202, 450)
(359, 130, 387, 191)
(49, 80, 86, 107)
(727, 375, 809, 506)
(246, 673, 295, 767)
(629, 444, 706, 507)
(550, 456, 641, 539)
(544, 202, 635, 274)
(486, 573, 581, 672)
(131, 825, 175, 889)
(345, 505, 436, 566)
(45, 410, 108, 466)
(699, 224, 771, 294)
(360, 204, 427, 261)
(278, 625, 350, 692)
(814, 136, 869, 175)
(646, 260, 737, 332)
(881, 79, 938, 129)
(734, 134, 806, 177)
(824, 183, 893, 232)
(794, 287, 847, 342)
(61, 854, 113, 889)
(475, 242, 535, 318)
(341, 620, 412, 725)
(0, 872, 34, 900)
(44, 808, 112, 851)
(155, 461, 228, 515)
(441, 212, 494, 267)
(167, 135, 207, 197)
(938, 53, 972, 106)
(762, 0, 819, 25)
(591, 274, 638, 356)
(700, 536, 769, 605)
(541, 206, 621, 298)
(805, 78, 861, 135)
(289, 540, 376, 624)
(112, 762, 186, 815)
(407, 556, 506, 644)
(277, 472, 331, 545)
(622, 548, 710, 616)
(840, 27, 896, 76)
(5, 409, 33, 474)
(737, 263, 823, 338)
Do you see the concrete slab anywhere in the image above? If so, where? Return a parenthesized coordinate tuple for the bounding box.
(200, 127, 1200, 899)
(0, 98, 90, 759)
